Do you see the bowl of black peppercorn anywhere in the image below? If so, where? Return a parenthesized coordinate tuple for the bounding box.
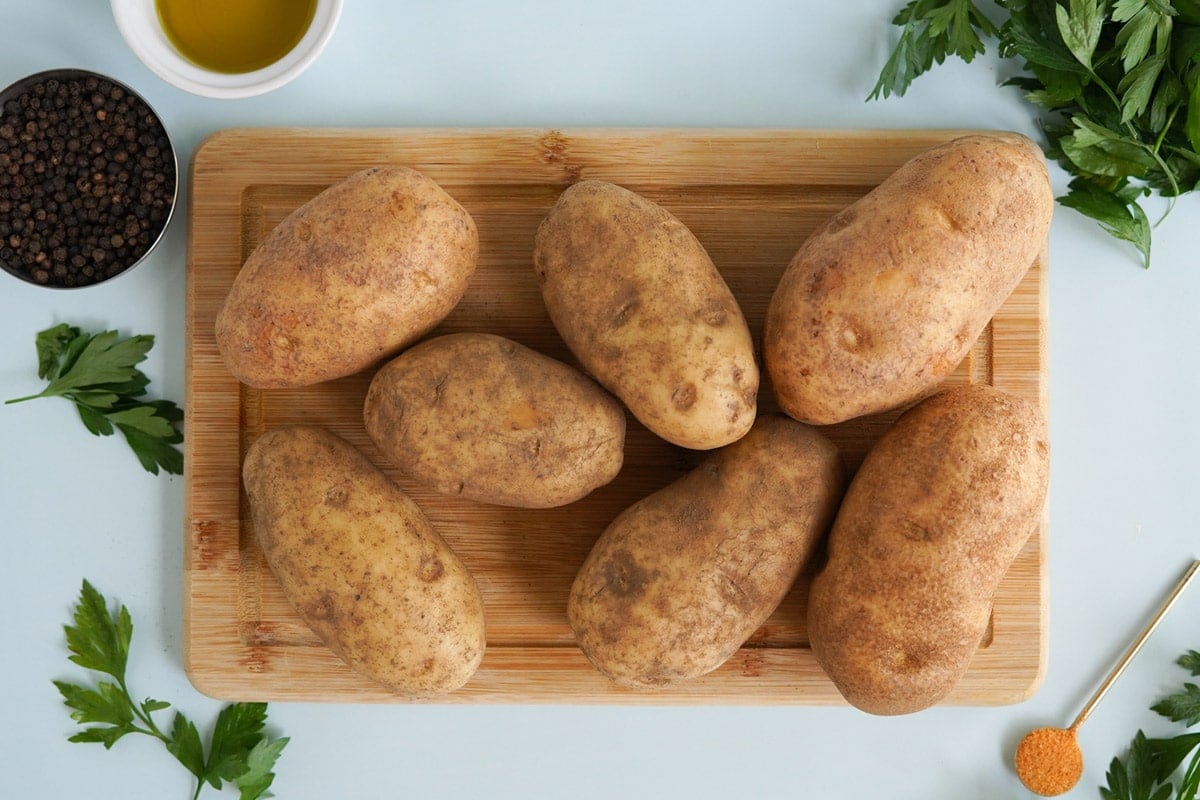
(0, 68, 177, 288)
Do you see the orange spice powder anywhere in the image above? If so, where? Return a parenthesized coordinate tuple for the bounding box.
(1014, 727, 1084, 796)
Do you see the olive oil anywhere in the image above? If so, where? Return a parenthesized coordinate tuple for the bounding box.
(155, 0, 318, 75)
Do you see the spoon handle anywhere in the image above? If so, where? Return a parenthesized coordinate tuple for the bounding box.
(1070, 559, 1200, 732)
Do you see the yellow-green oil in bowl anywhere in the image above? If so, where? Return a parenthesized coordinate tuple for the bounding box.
(155, 0, 318, 74)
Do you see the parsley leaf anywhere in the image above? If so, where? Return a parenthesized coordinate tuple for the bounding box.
(35, 323, 79, 379)
(1148, 732, 1200, 781)
(55, 580, 288, 799)
(1179, 651, 1200, 675)
(1000, 1, 1087, 73)
(53, 681, 139, 745)
(1115, 3, 1162, 72)
(1160, 695, 1200, 729)
(1153, 652, 1200, 725)
(1121, 53, 1169, 122)
(63, 578, 132, 678)
(166, 712, 208, 782)
(1187, 78, 1200, 151)
(235, 737, 290, 800)
(1056, 0, 1105, 70)
(1101, 731, 1171, 800)
(1059, 115, 1159, 177)
(1058, 178, 1153, 267)
(207, 703, 270, 787)
(6, 324, 184, 475)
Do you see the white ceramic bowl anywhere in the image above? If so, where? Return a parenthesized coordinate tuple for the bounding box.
(110, 0, 344, 99)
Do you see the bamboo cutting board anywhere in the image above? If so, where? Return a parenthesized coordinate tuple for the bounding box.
(184, 128, 1047, 704)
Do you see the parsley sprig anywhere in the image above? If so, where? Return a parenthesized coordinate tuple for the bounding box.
(6, 323, 184, 475)
(871, 0, 1200, 268)
(868, 0, 998, 102)
(55, 580, 288, 800)
(1102, 650, 1200, 800)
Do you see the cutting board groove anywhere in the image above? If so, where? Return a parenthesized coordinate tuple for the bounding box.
(184, 128, 1047, 704)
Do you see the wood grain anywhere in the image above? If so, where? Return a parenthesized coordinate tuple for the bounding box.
(184, 128, 1048, 704)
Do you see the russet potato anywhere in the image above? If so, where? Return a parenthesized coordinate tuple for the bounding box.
(568, 415, 845, 687)
(533, 180, 758, 450)
(242, 425, 486, 697)
(806, 385, 1049, 715)
(763, 134, 1053, 425)
(363, 332, 626, 509)
(216, 165, 477, 388)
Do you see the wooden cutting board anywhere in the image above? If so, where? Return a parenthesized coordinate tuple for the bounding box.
(184, 128, 1047, 704)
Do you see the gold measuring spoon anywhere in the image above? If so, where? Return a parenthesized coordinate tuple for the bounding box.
(1015, 559, 1200, 796)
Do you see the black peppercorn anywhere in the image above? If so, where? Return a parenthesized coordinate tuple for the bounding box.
(0, 70, 175, 288)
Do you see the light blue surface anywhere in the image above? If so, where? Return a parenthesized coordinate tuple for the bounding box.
(2, 2, 1198, 798)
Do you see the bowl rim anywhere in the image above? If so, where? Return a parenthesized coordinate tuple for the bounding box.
(0, 67, 180, 290)
(110, 0, 345, 100)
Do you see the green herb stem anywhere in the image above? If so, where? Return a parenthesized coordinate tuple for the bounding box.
(1145, 145, 1181, 223)
(1089, 68, 1126, 117)
(121, 680, 167, 742)
(4, 392, 47, 405)
(1155, 106, 1181, 154)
